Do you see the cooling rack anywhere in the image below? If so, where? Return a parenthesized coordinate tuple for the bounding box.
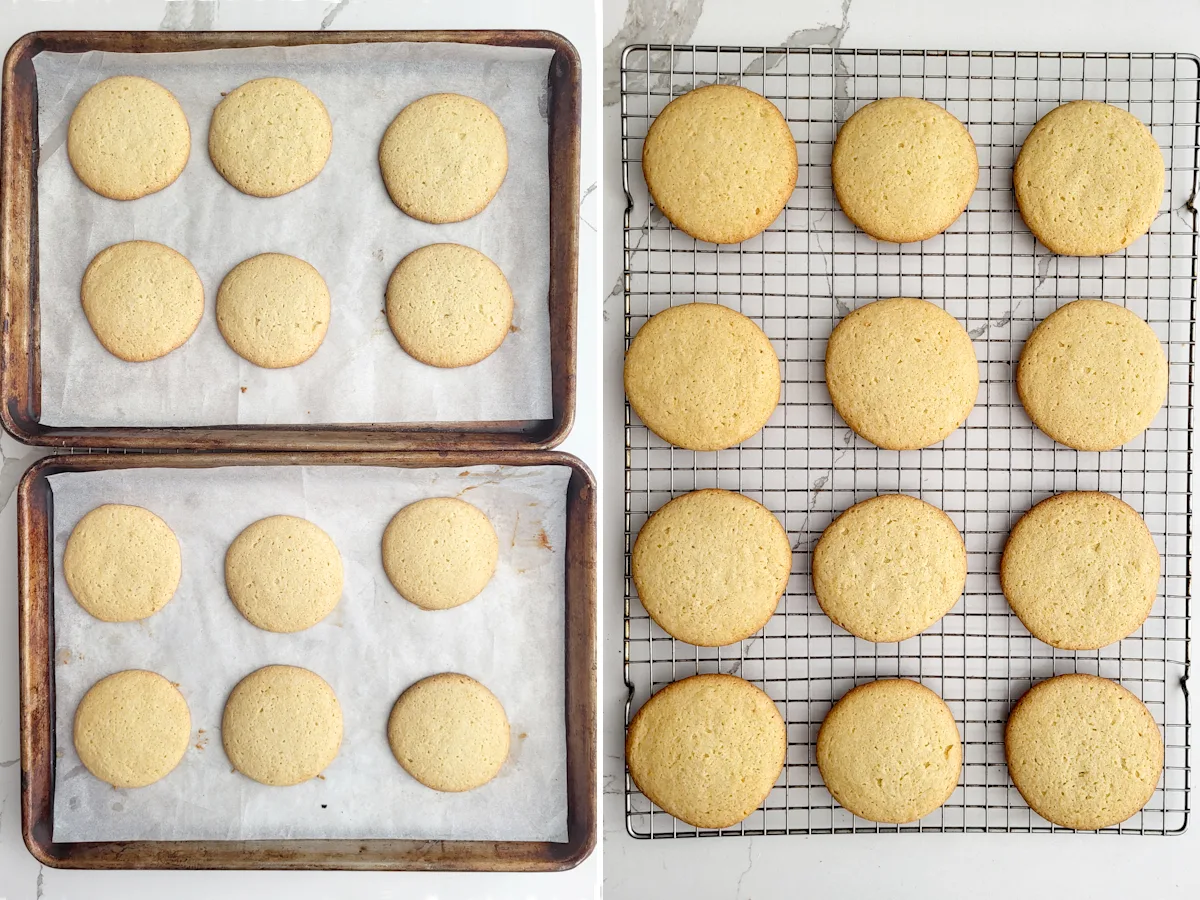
(622, 47, 1197, 837)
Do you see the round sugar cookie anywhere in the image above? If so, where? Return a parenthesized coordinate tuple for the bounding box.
(817, 679, 962, 824)
(825, 298, 979, 450)
(67, 75, 191, 200)
(225, 515, 344, 633)
(216, 253, 331, 368)
(74, 669, 191, 788)
(1006, 674, 1163, 829)
(379, 93, 508, 224)
(626, 674, 786, 830)
(813, 494, 966, 643)
(222, 665, 343, 786)
(382, 497, 499, 610)
(832, 97, 978, 243)
(1001, 492, 1159, 650)
(1017, 300, 1168, 451)
(641, 84, 798, 244)
(624, 302, 781, 451)
(64, 503, 181, 623)
(387, 673, 510, 792)
(1015, 101, 1165, 256)
(81, 240, 204, 362)
(632, 489, 791, 646)
(208, 77, 332, 197)
(385, 243, 514, 368)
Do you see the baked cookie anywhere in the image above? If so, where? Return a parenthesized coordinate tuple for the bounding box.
(632, 489, 791, 646)
(379, 93, 508, 224)
(641, 84, 797, 244)
(225, 515, 344, 633)
(624, 303, 780, 451)
(81, 241, 204, 362)
(387, 673, 510, 792)
(382, 497, 499, 610)
(813, 494, 966, 643)
(208, 77, 332, 197)
(1017, 300, 1168, 451)
(1001, 492, 1159, 650)
(74, 669, 190, 788)
(222, 665, 343, 786)
(64, 503, 181, 623)
(817, 679, 962, 824)
(627, 673, 786, 829)
(832, 97, 978, 243)
(68, 75, 190, 201)
(385, 243, 514, 368)
(216, 253, 331, 368)
(1006, 674, 1163, 829)
(825, 298, 979, 450)
(1015, 101, 1164, 256)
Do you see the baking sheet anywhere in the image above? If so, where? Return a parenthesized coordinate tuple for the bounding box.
(49, 464, 569, 843)
(33, 41, 554, 427)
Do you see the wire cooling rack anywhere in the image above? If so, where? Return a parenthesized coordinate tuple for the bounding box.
(622, 47, 1197, 837)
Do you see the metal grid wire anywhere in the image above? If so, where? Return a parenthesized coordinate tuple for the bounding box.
(622, 47, 1197, 837)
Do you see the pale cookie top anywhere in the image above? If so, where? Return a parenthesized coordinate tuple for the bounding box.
(624, 303, 781, 451)
(642, 84, 798, 244)
(216, 253, 331, 369)
(81, 240, 204, 362)
(68, 75, 191, 201)
(385, 243, 514, 368)
(1015, 101, 1165, 256)
(626, 673, 786, 830)
(74, 669, 191, 788)
(225, 515, 344, 633)
(208, 77, 332, 198)
(813, 494, 966, 643)
(1006, 674, 1163, 830)
(1018, 299, 1168, 451)
(832, 97, 978, 243)
(64, 503, 181, 622)
(817, 679, 962, 824)
(387, 673, 510, 792)
(825, 298, 979, 450)
(379, 93, 508, 224)
(632, 489, 791, 646)
(382, 497, 499, 610)
(1001, 492, 1159, 650)
(222, 665, 343, 787)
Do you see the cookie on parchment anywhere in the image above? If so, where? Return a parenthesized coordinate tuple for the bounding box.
(817, 679, 962, 824)
(1006, 674, 1163, 830)
(74, 669, 191, 788)
(631, 489, 791, 646)
(1017, 299, 1168, 451)
(379, 93, 508, 224)
(81, 240, 204, 362)
(825, 297, 978, 450)
(64, 503, 182, 623)
(1001, 491, 1159, 650)
(1015, 101, 1164, 256)
(209, 77, 332, 197)
(832, 97, 978, 243)
(641, 84, 798, 244)
(624, 302, 781, 451)
(382, 497, 499, 610)
(387, 673, 510, 792)
(216, 253, 331, 369)
(68, 75, 191, 200)
(813, 494, 966, 643)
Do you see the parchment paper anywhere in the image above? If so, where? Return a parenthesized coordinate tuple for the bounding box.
(49, 464, 570, 843)
(33, 42, 554, 427)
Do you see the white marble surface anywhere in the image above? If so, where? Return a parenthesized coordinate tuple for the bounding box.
(0, 1, 600, 898)
(601, 0, 1200, 897)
